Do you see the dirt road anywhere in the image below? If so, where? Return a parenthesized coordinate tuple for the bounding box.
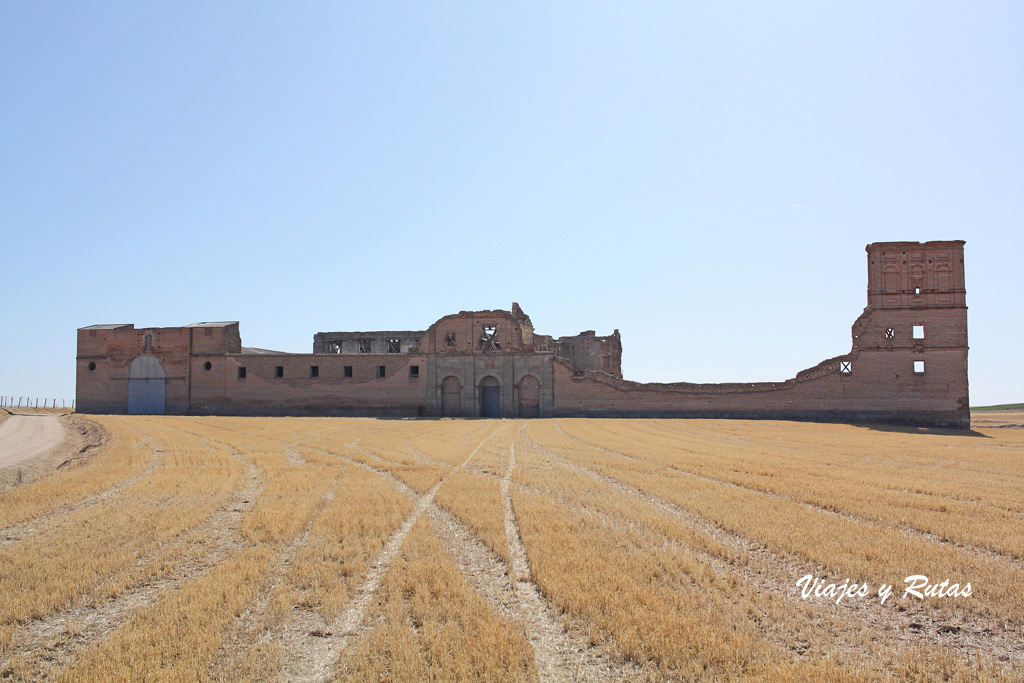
(0, 415, 66, 468)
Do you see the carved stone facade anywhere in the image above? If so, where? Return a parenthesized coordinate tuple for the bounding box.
(76, 241, 969, 428)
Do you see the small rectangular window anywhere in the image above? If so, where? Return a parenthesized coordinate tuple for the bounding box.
(445, 333, 456, 348)
(885, 328, 894, 339)
(914, 287, 922, 295)
(275, 366, 284, 378)
(344, 365, 353, 378)
(310, 366, 319, 378)
(238, 367, 247, 379)
(913, 325, 924, 339)
(914, 360, 925, 374)
(358, 339, 372, 353)
(388, 338, 401, 353)
(377, 365, 386, 378)
(409, 365, 419, 379)
(840, 361, 852, 374)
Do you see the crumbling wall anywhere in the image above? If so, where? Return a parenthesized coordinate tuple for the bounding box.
(415, 308, 533, 354)
(313, 331, 423, 355)
(76, 241, 968, 427)
(553, 330, 622, 378)
(553, 241, 969, 428)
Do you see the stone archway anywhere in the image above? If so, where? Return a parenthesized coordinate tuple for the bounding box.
(441, 375, 462, 416)
(480, 376, 500, 418)
(128, 354, 166, 415)
(518, 375, 540, 418)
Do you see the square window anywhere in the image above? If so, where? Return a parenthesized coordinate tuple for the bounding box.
(840, 361, 852, 374)
(344, 366, 353, 378)
(238, 367, 247, 379)
(275, 366, 284, 378)
(388, 338, 401, 353)
(310, 366, 319, 378)
(884, 328, 894, 339)
(445, 333, 456, 348)
(377, 365, 386, 378)
(914, 360, 925, 374)
(410, 365, 419, 379)
(914, 286, 921, 295)
(358, 339, 372, 353)
(912, 325, 924, 339)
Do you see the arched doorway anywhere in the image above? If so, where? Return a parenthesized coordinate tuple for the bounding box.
(128, 354, 166, 415)
(518, 375, 540, 418)
(480, 376, 500, 418)
(441, 376, 462, 416)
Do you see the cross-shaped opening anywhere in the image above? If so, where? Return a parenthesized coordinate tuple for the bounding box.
(478, 325, 500, 351)
(840, 361, 852, 374)
(885, 328, 894, 339)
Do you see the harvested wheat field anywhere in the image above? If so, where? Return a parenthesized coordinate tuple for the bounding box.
(1, 414, 1022, 682)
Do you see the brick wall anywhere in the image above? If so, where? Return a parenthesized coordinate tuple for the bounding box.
(75, 241, 969, 427)
(552, 241, 969, 428)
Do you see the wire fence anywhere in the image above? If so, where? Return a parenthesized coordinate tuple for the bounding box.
(0, 396, 75, 410)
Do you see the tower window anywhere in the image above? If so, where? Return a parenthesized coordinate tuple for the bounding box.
(445, 333, 457, 348)
(238, 367, 247, 379)
(913, 325, 924, 339)
(377, 365, 386, 378)
(840, 361, 852, 374)
(388, 339, 401, 353)
(344, 366, 353, 378)
(358, 339, 372, 353)
(310, 366, 319, 378)
(204, 361, 212, 371)
(88, 361, 96, 371)
(914, 361, 925, 374)
(275, 366, 284, 378)
(884, 328, 894, 339)
(410, 365, 419, 379)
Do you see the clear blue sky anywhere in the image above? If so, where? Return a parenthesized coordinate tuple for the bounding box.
(2, 2, 1021, 406)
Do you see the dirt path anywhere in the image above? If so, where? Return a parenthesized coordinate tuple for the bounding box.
(0, 415, 65, 468)
(502, 425, 636, 683)
(282, 425, 501, 683)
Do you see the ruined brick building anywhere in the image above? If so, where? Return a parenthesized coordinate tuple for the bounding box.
(76, 241, 969, 428)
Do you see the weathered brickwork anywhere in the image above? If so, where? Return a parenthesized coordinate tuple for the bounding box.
(76, 241, 969, 428)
